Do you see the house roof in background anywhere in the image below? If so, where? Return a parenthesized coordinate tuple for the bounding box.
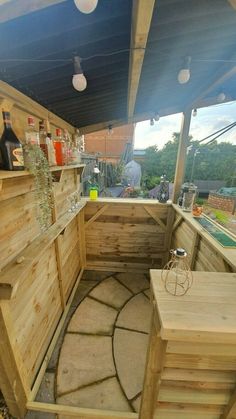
(1, 0, 236, 132)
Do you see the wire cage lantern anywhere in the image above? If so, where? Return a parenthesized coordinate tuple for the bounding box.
(161, 248, 193, 296)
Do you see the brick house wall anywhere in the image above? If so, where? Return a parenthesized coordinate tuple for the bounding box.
(84, 124, 135, 162)
(208, 192, 235, 213)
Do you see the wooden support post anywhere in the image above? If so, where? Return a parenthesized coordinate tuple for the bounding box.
(163, 206, 175, 265)
(189, 231, 200, 270)
(0, 302, 30, 418)
(139, 307, 167, 419)
(220, 384, 236, 419)
(172, 110, 192, 204)
(78, 209, 86, 268)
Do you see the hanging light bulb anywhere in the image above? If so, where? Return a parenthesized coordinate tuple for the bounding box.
(154, 113, 160, 121)
(217, 92, 226, 102)
(192, 108, 197, 117)
(74, 0, 98, 13)
(178, 56, 191, 84)
(150, 118, 154, 126)
(108, 125, 113, 135)
(72, 56, 87, 91)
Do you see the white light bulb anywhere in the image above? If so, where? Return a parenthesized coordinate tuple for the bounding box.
(192, 109, 197, 117)
(74, 0, 98, 13)
(150, 118, 154, 126)
(178, 68, 190, 84)
(72, 73, 87, 91)
(154, 113, 160, 122)
(217, 92, 226, 102)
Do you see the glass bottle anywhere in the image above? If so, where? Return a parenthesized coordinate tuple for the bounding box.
(70, 133, 81, 165)
(63, 129, 72, 165)
(54, 128, 65, 166)
(45, 120, 57, 166)
(39, 119, 49, 161)
(0, 110, 24, 171)
(23, 116, 40, 169)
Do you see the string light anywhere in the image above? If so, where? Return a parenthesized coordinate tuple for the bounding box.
(108, 125, 113, 135)
(178, 56, 191, 84)
(192, 108, 197, 117)
(217, 92, 226, 102)
(74, 0, 98, 14)
(72, 56, 87, 91)
(150, 118, 155, 126)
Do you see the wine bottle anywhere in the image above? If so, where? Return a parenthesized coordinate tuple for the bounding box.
(0, 110, 24, 171)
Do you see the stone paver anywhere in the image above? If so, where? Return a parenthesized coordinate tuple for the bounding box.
(90, 277, 132, 309)
(82, 271, 114, 281)
(57, 334, 115, 395)
(71, 280, 97, 308)
(116, 273, 149, 294)
(57, 377, 131, 418)
(48, 306, 75, 370)
(113, 329, 149, 400)
(144, 289, 151, 299)
(116, 293, 151, 333)
(25, 373, 55, 419)
(68, 297, 117, 335)
(132, 394, 142, 412)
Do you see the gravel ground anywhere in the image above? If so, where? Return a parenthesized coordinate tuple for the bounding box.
(0, 393, 12, 419)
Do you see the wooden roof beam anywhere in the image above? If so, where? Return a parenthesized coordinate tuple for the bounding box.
(127, 0, 156, 120)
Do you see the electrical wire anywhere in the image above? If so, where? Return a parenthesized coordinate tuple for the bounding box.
(0, 48, 236, 64)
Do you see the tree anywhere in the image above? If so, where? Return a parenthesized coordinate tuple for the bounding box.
(141, 133, 236, 189)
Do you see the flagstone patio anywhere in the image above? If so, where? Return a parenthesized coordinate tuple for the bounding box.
(25, 271, 151, 419)
(56, 272, 151, 417)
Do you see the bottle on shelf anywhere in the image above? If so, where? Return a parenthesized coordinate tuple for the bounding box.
(39, 119, 49, 161)
(63, 129, 72, 165)
(46, 120, 57, 167)
(70, 132, 81, 165)
(23, 116, 40, 168)
(54, 128, 65, 166)
(0, 110, 24, 171)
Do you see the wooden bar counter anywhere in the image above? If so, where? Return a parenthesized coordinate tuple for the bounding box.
(140, 270, 236, 419)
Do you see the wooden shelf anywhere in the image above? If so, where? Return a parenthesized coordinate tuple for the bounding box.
(0, 164, 85, 181)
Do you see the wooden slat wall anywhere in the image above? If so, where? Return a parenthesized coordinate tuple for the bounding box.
(9, 243, 62, 384)
(171, 210, 233, 272)
(85, 201, 172, 272)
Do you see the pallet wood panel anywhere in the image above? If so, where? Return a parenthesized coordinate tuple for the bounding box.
(171, 206, 235, 272)
(9, 243, 62, 384)
(0, 190, 41, 270)
(141, 271, 236, 419)
(85, 201, 172, 272)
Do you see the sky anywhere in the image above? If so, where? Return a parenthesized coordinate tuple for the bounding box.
(134, 101, 236, 150)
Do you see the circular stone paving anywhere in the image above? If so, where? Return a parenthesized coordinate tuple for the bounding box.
(56, 273, 151, 415)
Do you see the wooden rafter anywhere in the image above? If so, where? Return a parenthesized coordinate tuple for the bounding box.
(127, 0, 155, 119)
(0, 0, 66, 23)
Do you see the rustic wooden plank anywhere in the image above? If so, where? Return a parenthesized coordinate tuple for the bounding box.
(85, 204, 109, 228)
(27, 401, 138, 418)
(0, 202, 86, 299)
(78, 210, 86, 268)
(139, 308, 167, 419)
(162, 368, 236, 384)
(144, 205, 167, 231)
(0, 302, 30, 418)
(220, 385, 236, 418)
(29, 268, 84, 402)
